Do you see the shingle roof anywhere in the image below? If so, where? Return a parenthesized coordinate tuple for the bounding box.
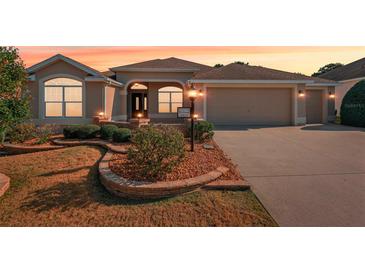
(192, 63, 336, 84)
(110, 57, 212, 72)
(319, 57, 365, 81)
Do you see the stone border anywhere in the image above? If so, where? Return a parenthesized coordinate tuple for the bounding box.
(52, 139, 128, 154)
(202, 180, 250, 191)
(99, 151, 229, 199)
(0, 173, 10, 197)
(2, 142, 65, 155)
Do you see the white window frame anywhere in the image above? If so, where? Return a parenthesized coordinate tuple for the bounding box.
(40, 75, 85, 119)
(158, 86, 183, 113)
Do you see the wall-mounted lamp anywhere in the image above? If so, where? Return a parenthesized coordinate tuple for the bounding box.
(193, 114, 198, 119)
(298, 90, 305, 97)
(329, 91, 335, 99)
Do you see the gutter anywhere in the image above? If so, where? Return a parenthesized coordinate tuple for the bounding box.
(188, 79, 315, 84)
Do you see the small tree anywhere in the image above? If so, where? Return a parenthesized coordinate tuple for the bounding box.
(234, 61, 249, 65)
(214, 64, 224, 68)
(312, 63, 343, 77)
(0, 46, 30, 143)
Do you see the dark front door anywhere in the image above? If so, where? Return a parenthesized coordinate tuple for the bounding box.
(131, 93, 148, 118)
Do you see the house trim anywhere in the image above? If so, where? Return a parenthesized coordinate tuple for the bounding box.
(189, 79, 315, 84)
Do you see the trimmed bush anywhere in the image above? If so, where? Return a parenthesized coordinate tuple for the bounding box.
(63, 125, 81, 139)
(194, 120, 214, 142)
(34, 124, 56, 144)
(341, 80, 365, 127)
(127, 125, 185, 179)
(8, 123, 36, 143)
(100, 124, 118, 140)
(112, 128, 131, 143)
(76, 125, 100, 139)
(63, 124, 100, 139)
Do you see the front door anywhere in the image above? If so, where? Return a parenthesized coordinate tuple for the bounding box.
(131, 93, 148, 118)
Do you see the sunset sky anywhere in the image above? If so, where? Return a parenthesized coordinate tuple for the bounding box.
(18, 46, 365, 75)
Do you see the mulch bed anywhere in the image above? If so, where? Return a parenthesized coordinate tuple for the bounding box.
(109, 141, 242, 182)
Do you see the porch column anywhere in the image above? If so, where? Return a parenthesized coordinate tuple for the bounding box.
(119, 87, 128, 121)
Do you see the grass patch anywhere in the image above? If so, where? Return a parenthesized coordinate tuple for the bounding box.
(0, 146, 276, 226)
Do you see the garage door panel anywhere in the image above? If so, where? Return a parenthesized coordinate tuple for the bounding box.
(306, 89, 323, 124)
(207, 88, 292, 126)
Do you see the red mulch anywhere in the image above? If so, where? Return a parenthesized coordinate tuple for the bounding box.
(109, 141, 242, 182)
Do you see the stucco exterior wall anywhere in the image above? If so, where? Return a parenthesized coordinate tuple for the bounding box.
(115, 71, 194, 86)
(27, 60, 104, 124)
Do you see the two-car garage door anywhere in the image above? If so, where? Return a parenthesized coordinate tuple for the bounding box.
(207, 87, 292, 126)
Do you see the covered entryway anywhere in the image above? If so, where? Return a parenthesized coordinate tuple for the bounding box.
(206, 87, 292, 126)
(306, 89, 323, 124)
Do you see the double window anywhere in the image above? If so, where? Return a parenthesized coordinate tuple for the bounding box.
(158, 86, 183, 113)
(44, 78, 83, 117)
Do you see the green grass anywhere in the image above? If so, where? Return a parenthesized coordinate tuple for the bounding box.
(0, 146, 276, 226)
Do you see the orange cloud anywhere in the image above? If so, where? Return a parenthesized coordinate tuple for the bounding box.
(18, 46, 365, 75)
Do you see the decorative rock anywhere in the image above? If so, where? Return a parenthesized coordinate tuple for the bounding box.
(2, 143, 64, 155)
(202, 180, 250, 191)
(0, 173, 10, 197)
(99, 151, 229, 199)
(203, 144, 215, 150)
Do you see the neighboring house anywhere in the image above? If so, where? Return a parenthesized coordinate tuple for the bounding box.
(320, 57, 365, 115)
(26, 54, 337, 126)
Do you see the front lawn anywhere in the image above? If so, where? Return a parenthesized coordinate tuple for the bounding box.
(0, 146, 276, 226)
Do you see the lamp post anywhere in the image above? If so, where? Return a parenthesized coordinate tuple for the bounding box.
(188, 89, 202, 152)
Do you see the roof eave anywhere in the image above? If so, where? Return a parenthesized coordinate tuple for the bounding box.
(84, 76, 124, 87)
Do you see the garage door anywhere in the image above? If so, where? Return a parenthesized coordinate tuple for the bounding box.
(306, 89, 323, 124)
(207, 88, 292, 126)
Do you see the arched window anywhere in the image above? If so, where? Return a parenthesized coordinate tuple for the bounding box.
(158, 86, 183, 113)
(130, 83, 148, 90)
(44, 77, 83, 117)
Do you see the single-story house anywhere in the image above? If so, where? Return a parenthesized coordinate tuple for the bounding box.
(319, 57, 365, 115)
(26, 54, 338, 126)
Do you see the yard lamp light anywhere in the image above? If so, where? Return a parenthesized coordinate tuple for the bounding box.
(188, 87, 202, 152)
(298, 90, 305, 97)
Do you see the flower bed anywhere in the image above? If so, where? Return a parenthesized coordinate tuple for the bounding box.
(110, 141, 241, 182)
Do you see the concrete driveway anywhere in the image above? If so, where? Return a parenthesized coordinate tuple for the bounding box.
(214, 124, 365, 226)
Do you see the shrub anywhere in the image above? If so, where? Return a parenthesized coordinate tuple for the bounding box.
(194, 120, 214, 142)
(63, 124, 100, 139)
(341, 80, 365, 127)
(8, 123, 36, 143)
(76, 125, 100, 139)
(100, 124, 118, 140)
(34, 124, 56, 144)
(63, 125, 81, 139)
(127, 125, 185, 179)
(112, 128, 131, 143)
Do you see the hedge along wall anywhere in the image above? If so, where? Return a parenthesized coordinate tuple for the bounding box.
(340, 80, 365, 127)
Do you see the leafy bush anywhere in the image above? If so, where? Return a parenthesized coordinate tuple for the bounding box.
(63, 124, 100, 139)
(194, 120, 214, 142)
(63, 125, 81, 139)
(127, 125, 185, 179)
(34, 124, 56, 144)
(341, 80, 365, 127)
(8, 123, 36, 143)
(100, 124, 118, 140)
(112, 128, 131, 143)
(76, 125, 100, 139)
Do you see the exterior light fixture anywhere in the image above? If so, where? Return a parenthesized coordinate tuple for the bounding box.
(137, 113, 143, 120)
(98, 112, 104, 117)
(188, 87, 203, 152)
(329, 91, 335, 99)
(298, 90, 305, 97)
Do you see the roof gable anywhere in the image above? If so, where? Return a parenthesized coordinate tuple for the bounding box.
(320, 57, 365, 81)
(27, 54, 102, 77)
(110, 57, 212, 72)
